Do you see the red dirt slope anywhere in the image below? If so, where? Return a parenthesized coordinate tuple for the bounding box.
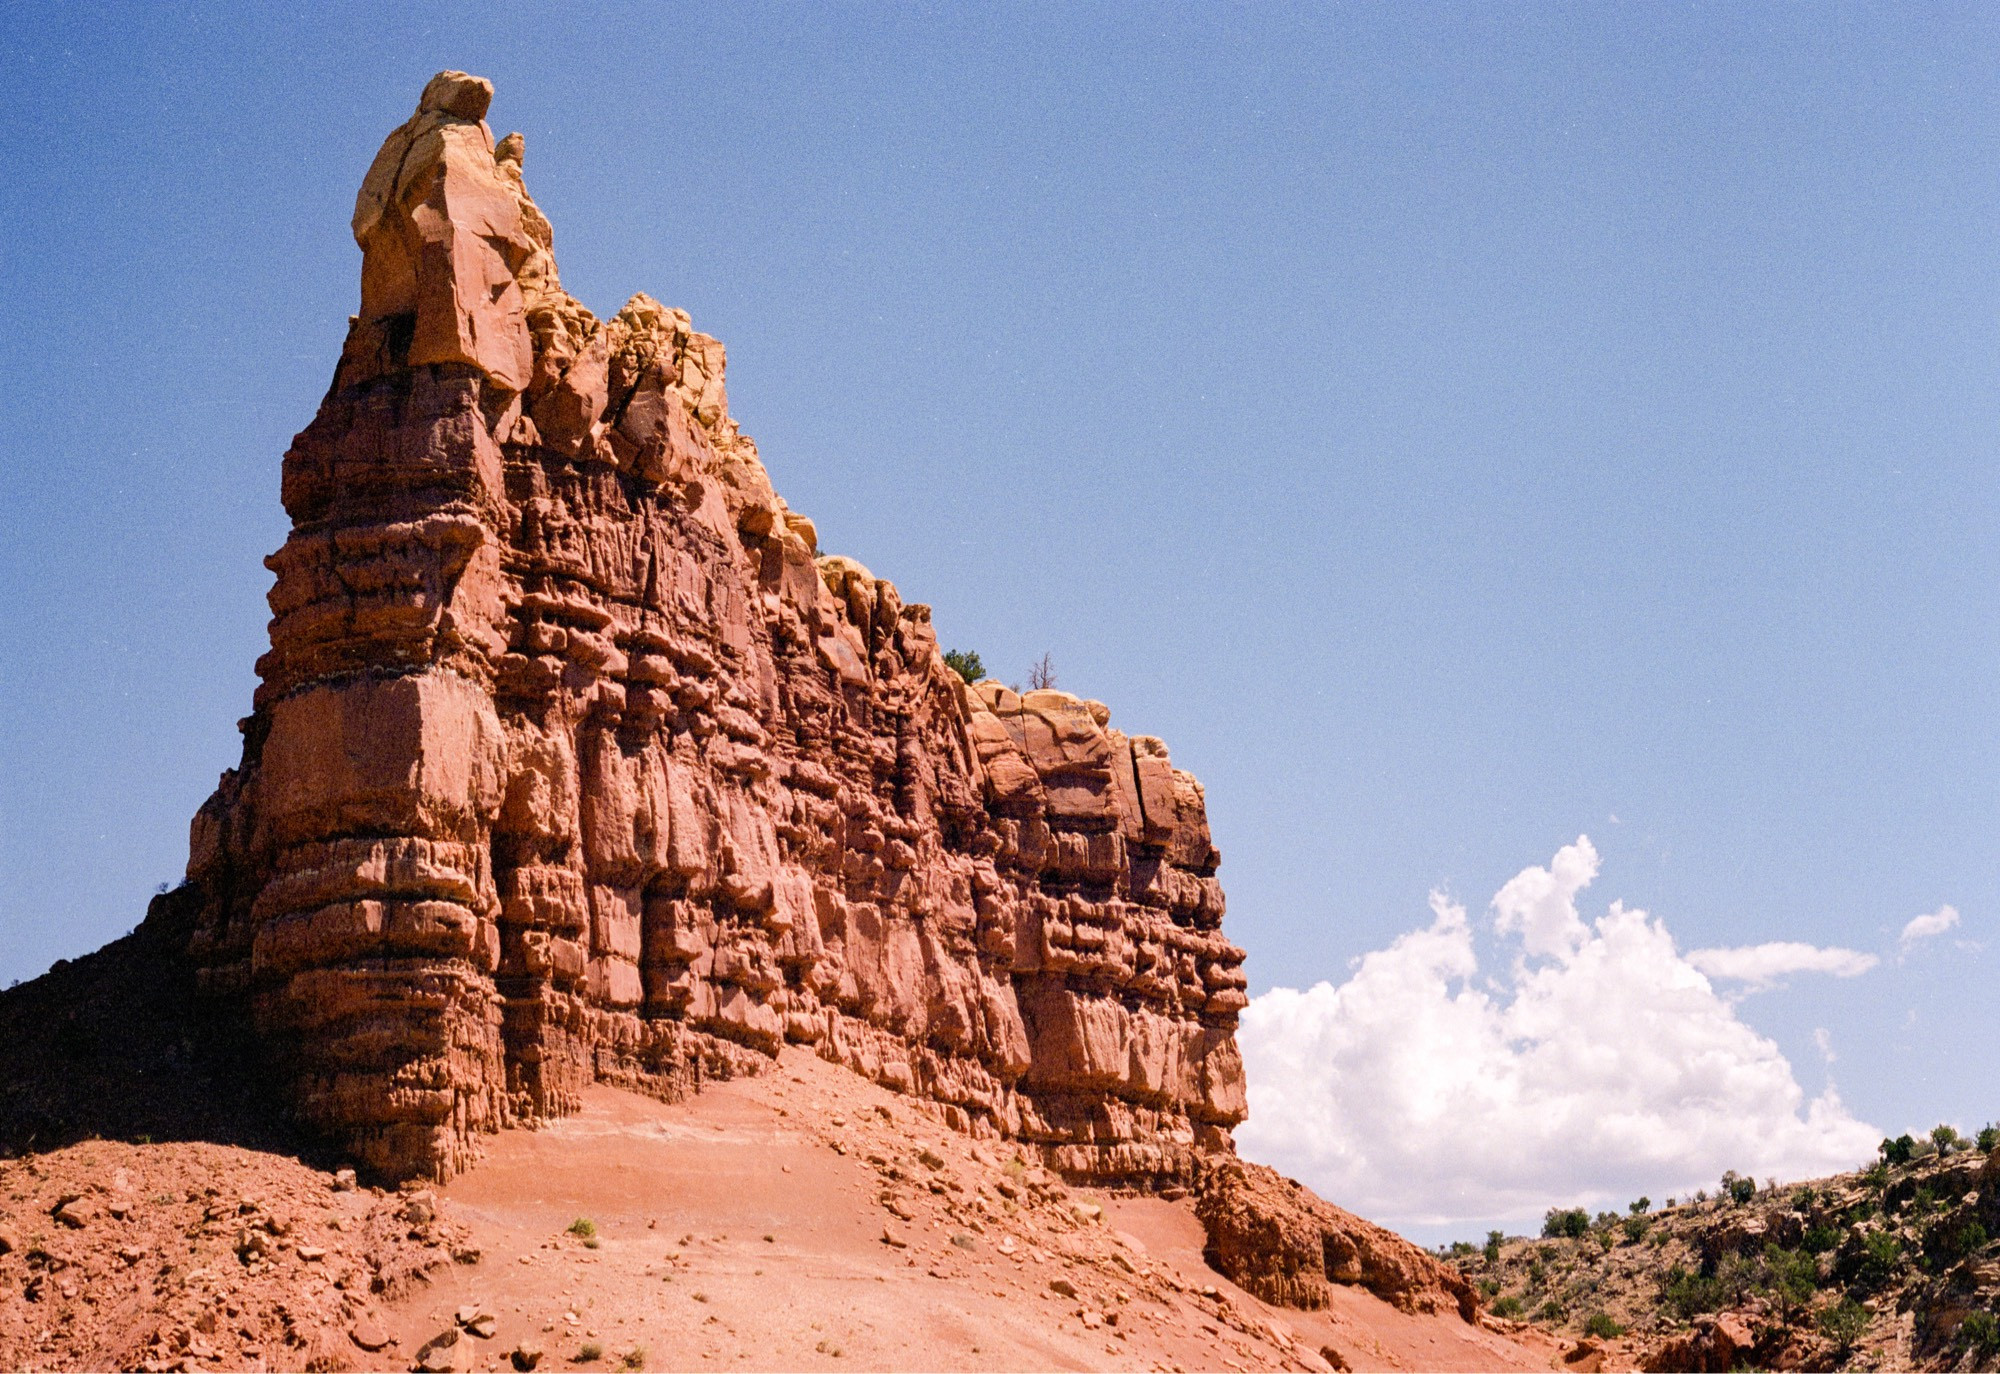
(0, 1051, 1553, 1372)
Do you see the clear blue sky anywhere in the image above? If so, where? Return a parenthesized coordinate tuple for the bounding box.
(2, 3, 1994, 1203)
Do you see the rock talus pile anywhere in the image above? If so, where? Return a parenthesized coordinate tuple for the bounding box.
(168, 71, 1250, 1190)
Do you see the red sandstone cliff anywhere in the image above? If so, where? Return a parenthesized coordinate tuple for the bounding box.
(0, 72, 1479, 1342)
(171, 69, 1248, 1190)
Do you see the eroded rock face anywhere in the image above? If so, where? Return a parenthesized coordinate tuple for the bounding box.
(176, 72, 1249, 1187)
(1195, 1158, 1480, 1321)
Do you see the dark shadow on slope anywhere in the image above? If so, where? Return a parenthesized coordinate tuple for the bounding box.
(0, 889, 321, 1164)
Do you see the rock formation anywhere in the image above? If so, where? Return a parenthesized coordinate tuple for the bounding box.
(167, 70, 1249, 1189)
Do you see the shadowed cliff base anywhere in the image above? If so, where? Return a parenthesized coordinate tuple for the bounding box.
(0, 890, 310, 1163)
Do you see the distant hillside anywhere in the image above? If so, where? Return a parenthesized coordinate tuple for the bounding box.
(1444, 1129, 1999, 1371)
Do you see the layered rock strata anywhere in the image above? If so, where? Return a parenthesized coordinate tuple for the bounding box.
(174, 72, 1249, 1187)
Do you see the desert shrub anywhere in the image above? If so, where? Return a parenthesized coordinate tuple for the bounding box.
(1802, 1223, 1840, 1255)
(1860, 1162, 1889, 1191)
(1491, 1295, 1525, 1318)
(1959, 1311, 1999, 1357)
(1837, 1229, 1904, 1292)
(1908, 1184, 1938, 1216)
(1925, 1217, 1988, 1269)
(1623, 1214, 1652, 1243)
(1583, 1313, 1625, 1339)
(942, 649, 984, 684)
(1543, 1207, 1590, 1239)
(1479, 1279, 1501, 1298)
(620, 1349, 646, 1371)
(1765, 1245, 1817, 1319)
(576, 1343, 604, 1363)
(1484, 1230, 1504, 1264)
(1538, 1299, 1566, 1323)
(1717, 1252, 1764, 1305)
(1720, 1170, 1757, 1206)
(1880, 1134, 1916, 1166)
(1527, 1259, 1547, 1288)
(1932, 1124, 1962, 1153)
(567, 1217, 597, 1239)
(1978, 1124, 1998, 1152)
(1662, 1265, 1723, 1320)
(1629, 1196, 1651, 1215)
(1820, 1297, 1870, 1355)
(1446, 1240, 1476, 1258)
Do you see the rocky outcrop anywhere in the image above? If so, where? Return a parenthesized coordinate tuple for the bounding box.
(169, 71, 1248, 1190)
(1196, 1158, 1480, 1321)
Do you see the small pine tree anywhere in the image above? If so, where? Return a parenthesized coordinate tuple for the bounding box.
(1820, 1297, 1870, 1356)
(942, 648, 985, 684)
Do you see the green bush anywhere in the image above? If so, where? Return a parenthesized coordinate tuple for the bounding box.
(1543, 1207, 1590, 1239)
(1662, 1265, 1724, 1320)
(942, 649, 985, 684)
(1880, 1134, 1916, 1165)
(1538, 1299, 1566, 1323)
(1491, 1295, 1525, 1318)
(1931, 1124, 1962, 1153)
(1819, 1297, 1869, 1355)
(1717, 1252, 1764, 1305)
(1484, 1230, 1504, 1265)
(1720, 1170, 1756, 1206)
(1802, 1223, 1840, 1255)
(1978, 1124, 1998, 1152)
(1583, 1313, 1624, 1340)
(1925, 1217, 1988, 1269)
(1836, 1229, 1903, 1292)
(1860, 1162, 1889, 1191)
(1959, 1311, 1999, 1356)
(567, 1217, 597, 1239)
(1764, 1245, 1817, 1319)
(1622, 1214, 1652, 1243)
(1629, 1196, 1651, 1215)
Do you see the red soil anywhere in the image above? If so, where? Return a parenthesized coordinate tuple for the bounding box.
(0, 1050, 1558, 1372)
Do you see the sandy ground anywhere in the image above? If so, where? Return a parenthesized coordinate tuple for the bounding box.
(382, 1049, 1556, 1373)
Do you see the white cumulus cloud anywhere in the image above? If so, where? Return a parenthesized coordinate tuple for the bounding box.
(1685, 942, 1878, 990)
(1236, 837, 1881, 1231)
(1899, 904, 1960, 953)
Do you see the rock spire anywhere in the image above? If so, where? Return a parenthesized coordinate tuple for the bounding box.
(170, 71, 1249, 1186)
